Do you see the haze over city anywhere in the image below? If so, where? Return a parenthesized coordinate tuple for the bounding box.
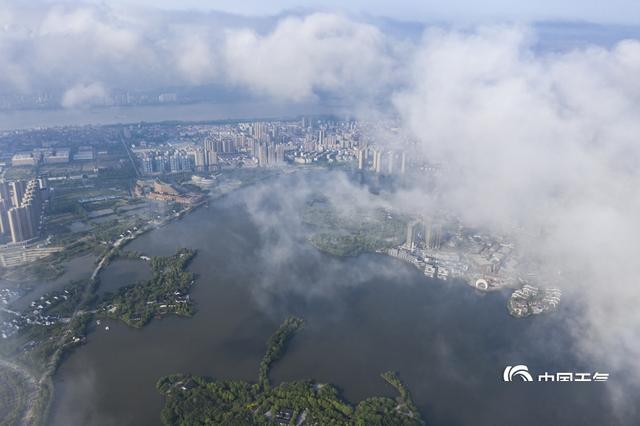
(0, 1, 639, 425)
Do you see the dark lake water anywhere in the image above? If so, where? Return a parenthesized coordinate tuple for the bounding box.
(47, 171, 632, 426)
(96, 259, 151, 296)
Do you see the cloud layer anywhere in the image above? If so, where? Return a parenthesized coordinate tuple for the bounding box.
(2, 0, 640, 416)
(391, 26, 640, 416)
(0, 3, 400, 106)
(61, 82, 107, 108)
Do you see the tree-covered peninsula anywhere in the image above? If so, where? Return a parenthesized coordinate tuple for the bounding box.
(157, 316, 425, 425)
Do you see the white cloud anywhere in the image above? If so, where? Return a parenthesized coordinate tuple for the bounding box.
(174, 36, 217, 84)
(223, 13, 395, 101)
(393, 27, 640, 395)
(0, 4, 397, 103)
(61, 81, 107, 107)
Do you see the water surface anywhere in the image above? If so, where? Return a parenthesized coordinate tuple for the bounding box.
(49, 173, 631, 426)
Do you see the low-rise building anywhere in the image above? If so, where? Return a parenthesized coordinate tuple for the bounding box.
(11, 152, 37, 167)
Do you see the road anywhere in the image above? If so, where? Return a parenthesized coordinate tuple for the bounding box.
(120, 134, 140, 178)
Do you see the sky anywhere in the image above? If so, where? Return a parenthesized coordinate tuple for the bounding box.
(53, 0, 640, 25)
(1, 1, 638, 105)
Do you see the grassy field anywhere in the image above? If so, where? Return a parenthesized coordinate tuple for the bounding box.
(303, 197, 407, 256)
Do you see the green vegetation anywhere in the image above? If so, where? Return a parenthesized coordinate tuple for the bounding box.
(259, 316, 304, 390)
(303, 197, 407, 256)
(310, 232, 398, 257)
(98, 248, 197, 328)
(157, 317, 424, 425)
(116, 250, 144, 260)
(381, 371, 421, 419)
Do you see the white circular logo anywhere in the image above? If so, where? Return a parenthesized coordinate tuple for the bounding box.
(503, 365, 534, 382)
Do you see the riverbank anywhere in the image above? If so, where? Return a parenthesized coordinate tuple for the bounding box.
(0, 196, 207, 426)
(27, 170, 283, 424)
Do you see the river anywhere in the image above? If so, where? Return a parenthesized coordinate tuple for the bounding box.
(0, 101, 343, 131)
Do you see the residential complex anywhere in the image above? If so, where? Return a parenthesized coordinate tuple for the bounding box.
(0, 178, 48, 244)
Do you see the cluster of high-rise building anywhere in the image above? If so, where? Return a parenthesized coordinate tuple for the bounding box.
(139, 146, 216, 175)
(205, 137, 240, 154)
(137, 121, 293, 174)
(195, 136, 244, 171)
(193, 147, 218, 172)
(132, 118, 419, 175)
(294, 122, 359, 154)
(141, 150, 195, 175)
(248, 122, 288, 166)
(0, 177, 48, 244)
(253, 140, 286, 167)
(404, 219, 443, 252)
(357, 147, 407, 175)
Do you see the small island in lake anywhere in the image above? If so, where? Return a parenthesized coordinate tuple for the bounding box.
(98, 248, 197, 328)
(157, 316, 425, 425)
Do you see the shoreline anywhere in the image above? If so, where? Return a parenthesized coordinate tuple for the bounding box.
(2, 197, 208, 426)
(30, 169, 284, 425)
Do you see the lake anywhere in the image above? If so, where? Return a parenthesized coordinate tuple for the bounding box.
(48, 171, 631, 426)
